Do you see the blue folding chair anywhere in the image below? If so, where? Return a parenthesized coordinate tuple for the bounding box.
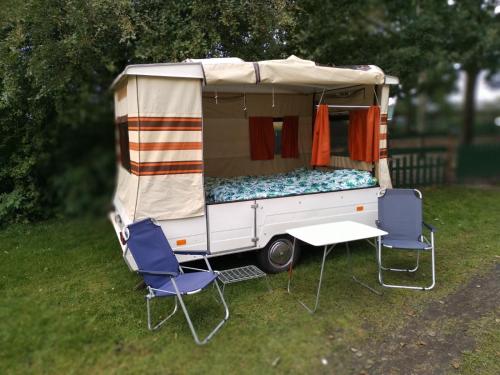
(376, 189, 437, 290)
(123, 218, 229, 345)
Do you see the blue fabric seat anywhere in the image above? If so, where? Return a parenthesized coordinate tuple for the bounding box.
(376, 189, 437, 291)
(381, 238, 432, 250)
(124, 218, 229, 345)
(153, 271, 218, 296)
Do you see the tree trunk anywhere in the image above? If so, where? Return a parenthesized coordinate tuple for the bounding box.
(406, 95, 416, 133)
(462, 68, 479, 145)
(416, 71, 427, 146)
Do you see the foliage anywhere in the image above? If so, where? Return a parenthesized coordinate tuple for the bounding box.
(293, 0, 450, 93)
(444, 0, 500, 143)
(0, 0, 295, 224)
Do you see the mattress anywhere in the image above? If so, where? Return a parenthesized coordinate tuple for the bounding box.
(205, 168, 377, 204)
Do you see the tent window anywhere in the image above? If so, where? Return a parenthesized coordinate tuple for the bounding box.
(329, 113, 349, 156)
(249, 117, 299, 159)
(118, 120, 131, 171)
(273, 118, 283, 154)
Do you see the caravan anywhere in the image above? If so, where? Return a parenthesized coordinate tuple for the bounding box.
(109, 56, 398, 273)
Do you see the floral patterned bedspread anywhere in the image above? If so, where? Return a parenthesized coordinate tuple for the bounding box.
(205, 168, 377, 204)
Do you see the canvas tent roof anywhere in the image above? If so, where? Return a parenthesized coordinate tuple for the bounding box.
(111, 55, 395, 91)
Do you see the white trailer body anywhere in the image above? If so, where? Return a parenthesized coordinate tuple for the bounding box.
(111, 186, 379, 270)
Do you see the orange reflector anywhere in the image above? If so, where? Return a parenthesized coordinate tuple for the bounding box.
(176, 239, 187, 246)
(356, 205, 364, 212)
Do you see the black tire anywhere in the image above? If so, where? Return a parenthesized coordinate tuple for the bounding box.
(257, 235, 301, 274)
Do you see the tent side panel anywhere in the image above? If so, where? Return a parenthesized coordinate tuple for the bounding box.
(375, 85, 392, 188)
(127, 76, 205, 220)
(114, 81, 128, 158)
(113, 80, 139, 220)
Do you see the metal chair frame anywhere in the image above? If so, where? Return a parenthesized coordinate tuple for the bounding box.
(123, 221, 229, 345)
(143, 256, 230, 345)
(376, 189, 437, 291)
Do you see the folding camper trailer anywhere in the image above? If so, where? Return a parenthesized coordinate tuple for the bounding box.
(110, 56, 398, 273)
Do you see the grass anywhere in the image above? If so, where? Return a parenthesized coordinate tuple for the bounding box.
(459, 313, 500, 375)
(0, 186, 499, 374)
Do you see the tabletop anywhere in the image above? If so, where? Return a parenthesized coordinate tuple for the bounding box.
(286, 220, 388, 247)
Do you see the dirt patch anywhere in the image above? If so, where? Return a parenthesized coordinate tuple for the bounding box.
(351, 263, 499, 375)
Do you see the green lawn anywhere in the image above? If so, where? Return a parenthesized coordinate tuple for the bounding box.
(0, 187, 499, 374)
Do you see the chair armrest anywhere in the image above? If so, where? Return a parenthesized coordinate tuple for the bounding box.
(173, 250, 208, 256)
(137, 269, 178, 277)
(423, 222, 437, 233)
(180, 265, 213, 272)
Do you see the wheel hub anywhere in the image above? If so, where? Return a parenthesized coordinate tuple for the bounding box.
(268, 239, 293, 267)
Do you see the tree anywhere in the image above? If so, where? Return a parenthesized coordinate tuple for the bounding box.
(292, 1, 450, 92)
(292, 0, 500, 141)
(0, 0, 295, 223)
(444, 0, 500, 144)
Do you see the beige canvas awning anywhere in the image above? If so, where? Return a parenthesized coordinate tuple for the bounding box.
(112, 55, 387, 91)
(187, 55, 385, 88)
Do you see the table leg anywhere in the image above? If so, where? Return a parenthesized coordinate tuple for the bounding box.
(298, 245, 327, 313)
(347, 241, 383, 296)
(291, 244, 335, 314)
(287, 237, 297, 294)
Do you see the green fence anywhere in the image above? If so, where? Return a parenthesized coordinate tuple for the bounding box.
(457, 144, 500, 181)
(389, 147, 447, 187)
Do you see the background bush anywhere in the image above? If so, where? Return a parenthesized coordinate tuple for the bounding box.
(0, 0, 295, 224)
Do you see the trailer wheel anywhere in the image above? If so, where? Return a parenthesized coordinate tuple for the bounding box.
(257, 235, 300, 274)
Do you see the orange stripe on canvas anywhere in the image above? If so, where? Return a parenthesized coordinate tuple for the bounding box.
(129, 142, 202, 151)
(128, 126, 202, 131)
(130, 159, 204, 175)
(130, 161, 203, 167)
(131, 169, 203, 176)
(128, 117, 201, 122)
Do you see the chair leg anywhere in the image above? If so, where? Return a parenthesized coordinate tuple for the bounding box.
(377, 239, 435, 291)
(426, 242, 436, 291)
(380, 250, 420, 273)
(211, 281, 223, 304)
(372, 239, 420, 273)
(172, 279, 230, 345)
(146, 295, 178, 331)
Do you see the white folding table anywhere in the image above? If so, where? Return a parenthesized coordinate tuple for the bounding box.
(286, 221, 388, 313)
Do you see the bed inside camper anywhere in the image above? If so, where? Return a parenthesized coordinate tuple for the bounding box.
(201, 86, 379, 205)
(204, 168, 377, 204)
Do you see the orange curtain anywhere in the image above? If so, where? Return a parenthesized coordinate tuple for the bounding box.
(348, 105, 380, 163)
(249, 117, 275, 160)
(281, 116, 299, 158)
(310, 104, 331, 166)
